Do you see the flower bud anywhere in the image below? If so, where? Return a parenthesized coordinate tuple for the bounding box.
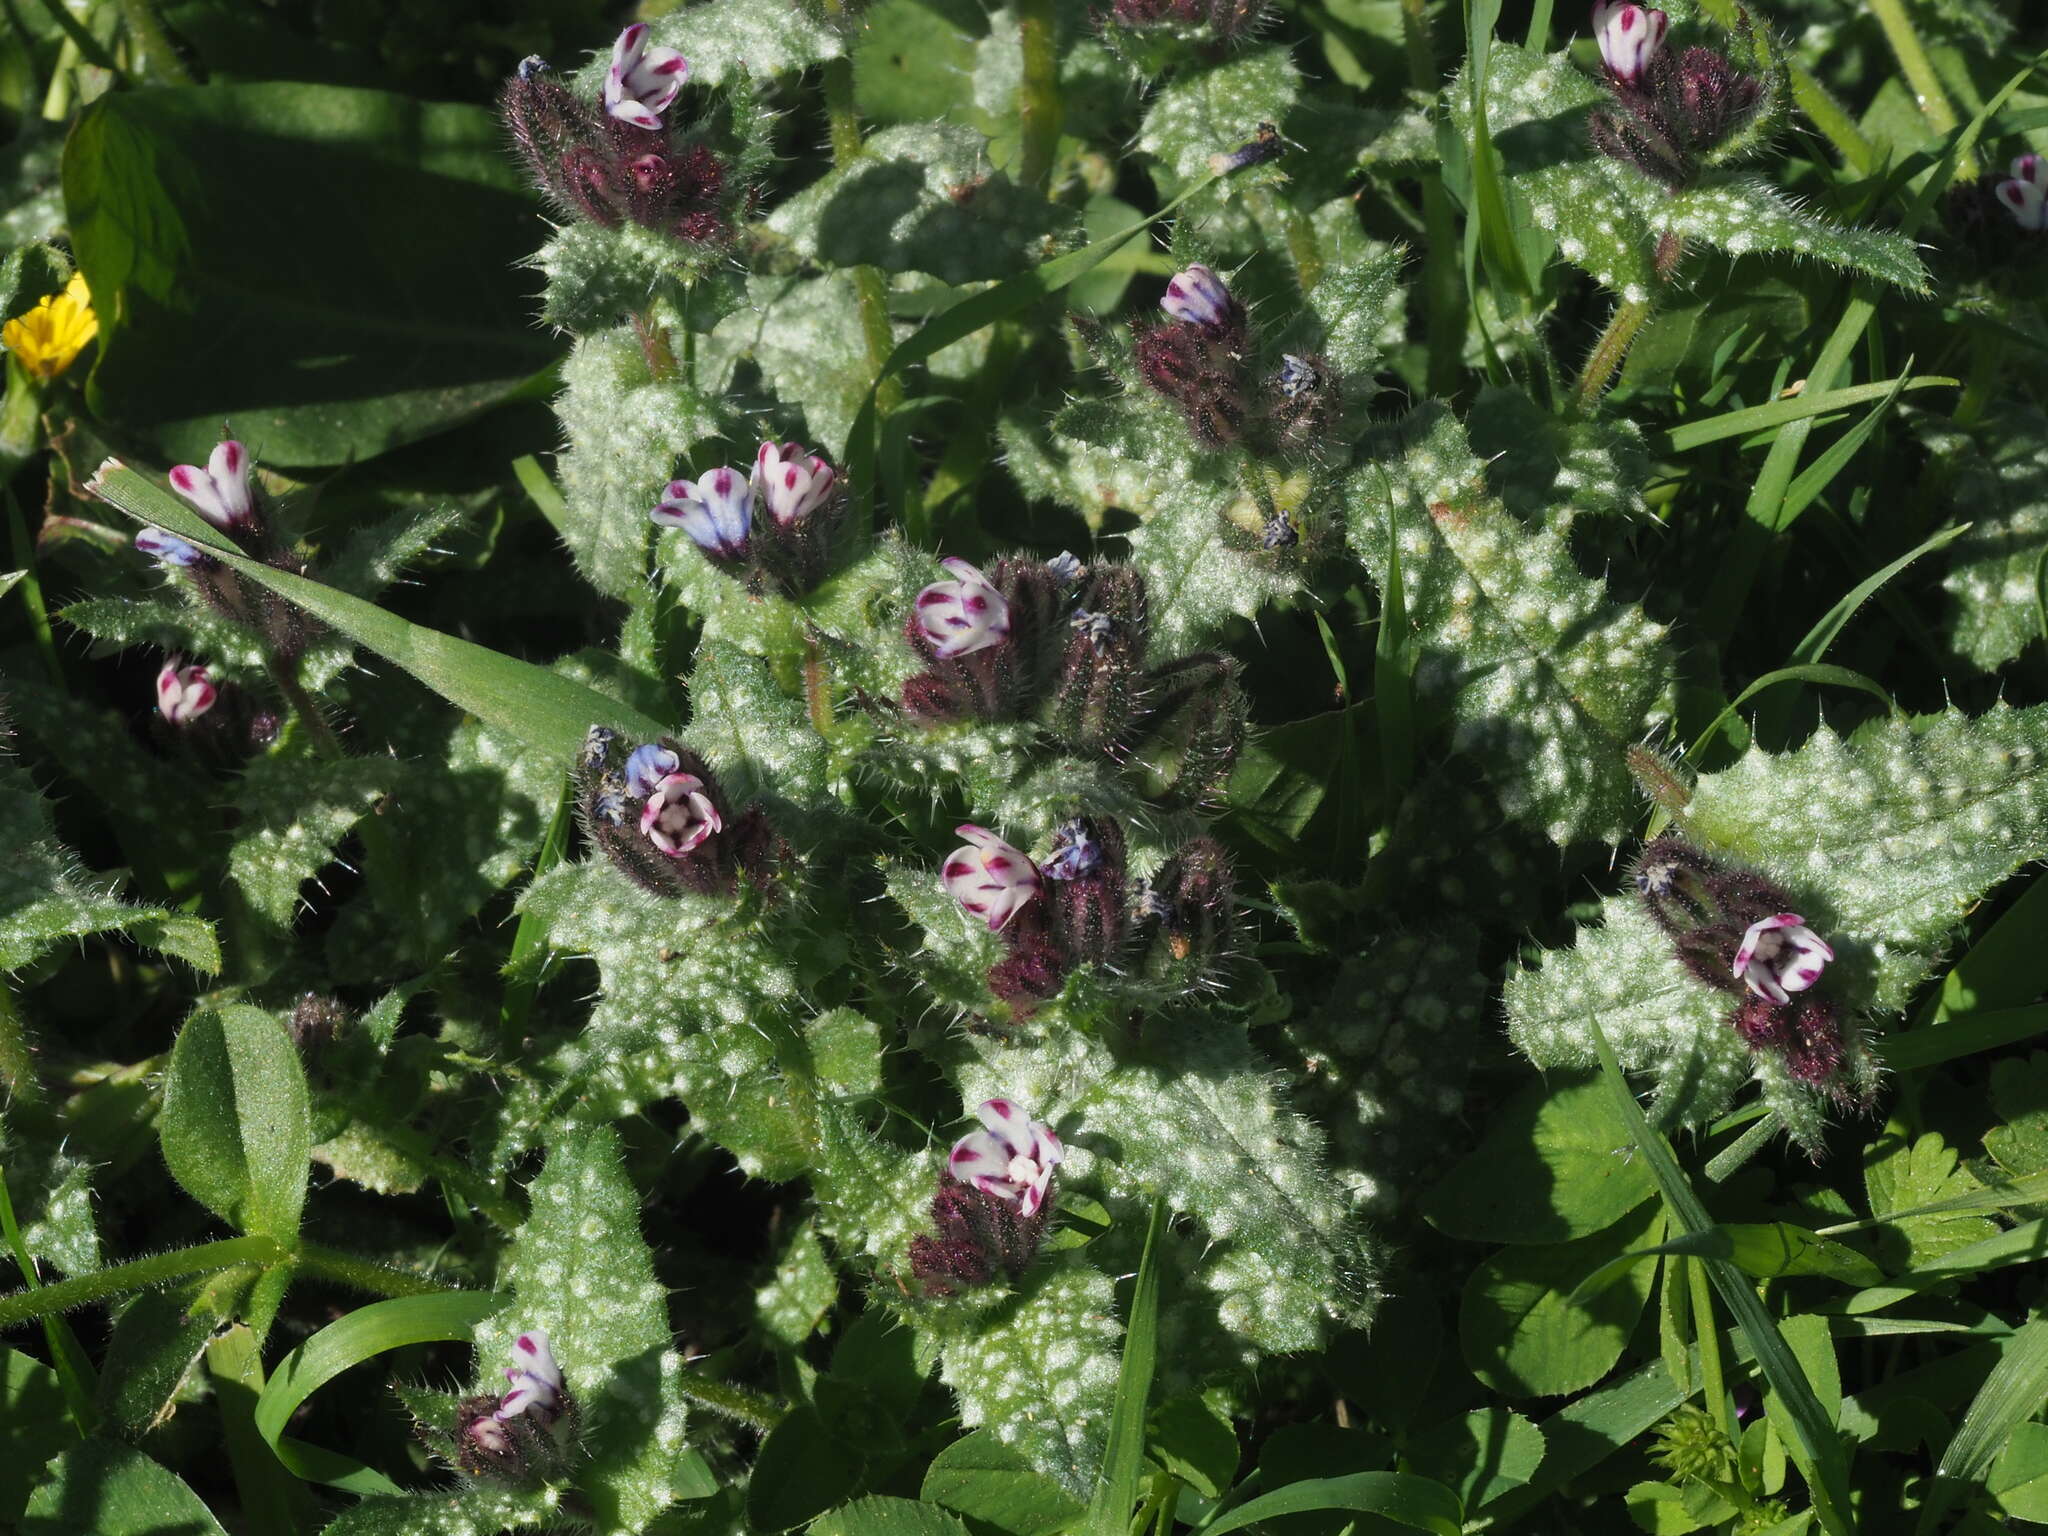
(155, 660, 218, 725)
(1592, 1, 1668, 85)
(135, 528, 206, 568)
(749, 440, 846, 596)
(1136, 836, 1236, 982)
(1044, 816, 1127, 970)
(1045, 566, 1150, 754)
(1160, 264, 1236, 331)
(1996, 154, 2048, 232)
(168, 439, 256, 533)
(1135, 312, 1250, 450)
(603, 24, 689, 130)
(651, 467, 751, 563)
(1125, 653, 1247, 803)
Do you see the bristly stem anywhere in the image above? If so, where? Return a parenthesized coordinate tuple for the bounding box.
(0, 1234, 288, 1328)
(1571, 296, 1653, 417)
(1016, 0, 1063, 192)
(671, 1367, 787, 1430)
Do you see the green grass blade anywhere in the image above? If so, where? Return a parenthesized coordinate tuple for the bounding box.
(1661, 376, 1956, 455)
(254, 1290, 507, 1494)
(85, 461, 669, 761)
(1199, 1472, 1462, 1536)
(1774, 367, 1917, 530)
(1917, 1315, 2048, 1532)
(1880, 1005, 2048, 1073)
(1788, 523, 1970, 666)
(1679, 663, 1894, 769)
(1086, 1199, 1166, 1536)
(1587, 1019, 1854, 1536)
(1464, 0, 1533, 298)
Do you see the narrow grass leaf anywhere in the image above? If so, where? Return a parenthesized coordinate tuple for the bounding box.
(1662, 376, 1956, 455)
(1775, 369, 1917, 529)
(1918, 1315, 2048, 1533)
(1588, 1019, 1854, 1536)
(1085, 1199, 1166, 1536)
(1881, 1006, 2048, 1073)
(1198, 1471, 1462, 1536)
(84, 462, 670, 761)
(254, 1290, 508, 1493)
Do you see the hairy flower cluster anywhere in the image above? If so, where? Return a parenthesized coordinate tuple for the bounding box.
(1633, 836, 1868, 1096)
(652, 440, 848, 597)
(452, 1330, 576, 1482)
(125, 438, 321, 672)
(944, 819, 1236, 1009)
(574, 727, 785, 897)
(1135, 265, 1337, 456)
(1106, 0, 1265, 43)
(1584, 3, 1764, 190)
(909, 1099, 1062, 1295)
(900, 553, 1246, 799)
(501, 27, 734, 248)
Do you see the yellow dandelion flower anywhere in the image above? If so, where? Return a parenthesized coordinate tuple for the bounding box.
(2, 272, 98, 382)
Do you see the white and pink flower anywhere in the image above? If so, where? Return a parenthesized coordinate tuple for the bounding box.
(1592, 1, 1668, 85)
(641, 771, 722, 857)
(1732, 913, 1834, 1006)
(948, 1098, 1064, 1217)
(914, 558, 1010, 659)
(1160, 263, 1233, 329)
(604, 24, 689, 130)
(167, 439, 254, 530)
(156, 660, 217, 724)
(1996, 153, 2048, 232)
(942, 824, 1040, 932)
(651, 466, 751, 557)
(753, 441, 837, 527)
(495, 1330, 564, 1423)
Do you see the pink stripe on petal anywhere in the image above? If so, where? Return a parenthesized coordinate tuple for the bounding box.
(976, 1097, 1035, 1153)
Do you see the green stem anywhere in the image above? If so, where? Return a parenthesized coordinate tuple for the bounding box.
(1867, 0, 1973, 178)
(6, 489, 64, 690)
(0, 1234, 286, 1329)
(294, 1242, 456, 1299)
(0, 983, 39, 1103)
(671, 1366, 787, 1430)
(114, 0, 190, 82)
(1403, 0, 1464, 397)
(1790, 64, 1877, 175)
(1015, 0, 1062, 192)
(1686, 1256, 1732, 1442)
(1570, 297, 1653, 416)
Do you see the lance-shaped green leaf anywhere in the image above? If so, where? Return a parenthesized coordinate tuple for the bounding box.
(23, 1439, 229, 1535)
(488, 1127, 691, 1532)
(0, 758, 218, 974)
(1449, 44, 1927, 299)
(1345, 405, 1674, 847)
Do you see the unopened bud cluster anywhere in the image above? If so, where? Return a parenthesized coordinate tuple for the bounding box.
(652, 440, 848, 597)
(1107, 0, 1266, 44)
(1633, 836, 1872, 1099)
(574, 727, 787, 898)
(901, 552, 1247, 799)
(1135, 264, 1336, 458)
(501, 26, 737, 249)
(1584, 3, 1764, 190)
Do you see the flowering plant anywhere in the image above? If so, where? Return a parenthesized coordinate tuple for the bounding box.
(1, 3, 2046, 1534)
